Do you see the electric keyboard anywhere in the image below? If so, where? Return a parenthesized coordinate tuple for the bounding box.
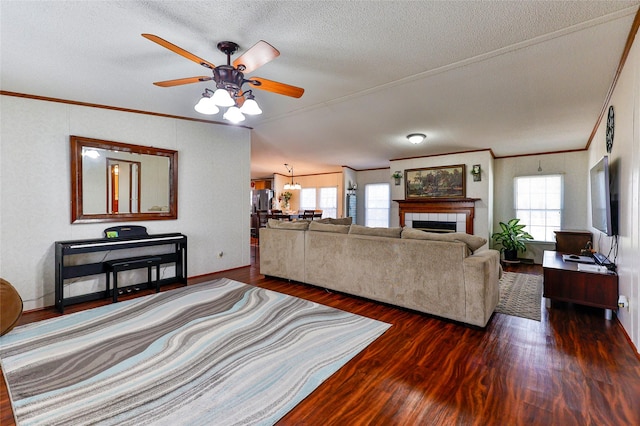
(55, 233, 187, 312)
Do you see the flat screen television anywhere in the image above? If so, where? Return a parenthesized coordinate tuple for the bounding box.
(589, 156, 616, 236)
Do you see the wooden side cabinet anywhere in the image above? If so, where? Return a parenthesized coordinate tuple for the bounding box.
(542, 251, 618, 317)
(554, 230, 592, 254)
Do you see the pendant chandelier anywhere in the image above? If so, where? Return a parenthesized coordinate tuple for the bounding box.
(283, 164, 301, 190)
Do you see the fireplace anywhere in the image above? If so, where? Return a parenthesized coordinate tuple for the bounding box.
(395, 198, 479, 234)
(412, 220, 458, 233)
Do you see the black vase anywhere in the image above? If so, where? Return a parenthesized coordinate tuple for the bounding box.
(504, 249, 518, 262)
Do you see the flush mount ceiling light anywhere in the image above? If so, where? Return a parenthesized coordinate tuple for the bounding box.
(142, 34, 304, 124)
(283, 163, 301, 190)
(407, 133, 426, 144)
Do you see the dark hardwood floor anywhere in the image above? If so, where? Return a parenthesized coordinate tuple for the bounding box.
(2, 253, 639, 425)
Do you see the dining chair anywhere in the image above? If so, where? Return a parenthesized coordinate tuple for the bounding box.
(257, 210, 269, 228)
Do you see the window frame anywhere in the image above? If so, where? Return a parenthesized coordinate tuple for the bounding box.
(364, 183, 391, 228)
(299, 187, 317, 211)
(513, 174, 563, 243)
(318, 186, 338, 218)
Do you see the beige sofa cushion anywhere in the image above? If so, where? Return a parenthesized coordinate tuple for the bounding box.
(349, 224, 402, 238)
(266, 219, 310, 230)
(401, 228, 487, 252)
(304, 230, 469, 323)
(308, 221, 351, 233)
(316, 217, 352, 225)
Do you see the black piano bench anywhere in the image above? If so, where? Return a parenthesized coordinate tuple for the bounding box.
(105, 256, 163, 303)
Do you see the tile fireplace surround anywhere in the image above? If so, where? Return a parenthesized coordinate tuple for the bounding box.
(395, 198, 479, 234)
(406, 214, 467, 233)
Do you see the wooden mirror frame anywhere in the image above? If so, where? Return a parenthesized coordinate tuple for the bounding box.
(71, 135, 178, 223)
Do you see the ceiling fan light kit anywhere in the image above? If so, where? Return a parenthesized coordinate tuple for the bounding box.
(142, 34, 304, 123)
(193, 90, 220, 115)
(223, 106, 246, 123)
(239, 95, 262, 115)
(407, 133, 426, 144)
(211, 87, 236, 107)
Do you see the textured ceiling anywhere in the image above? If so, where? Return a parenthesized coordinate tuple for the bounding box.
(1, 1, 639, 178)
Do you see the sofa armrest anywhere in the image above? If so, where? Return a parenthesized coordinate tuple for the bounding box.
(259, 228, 306, 282)
(462, 249, 501, 327)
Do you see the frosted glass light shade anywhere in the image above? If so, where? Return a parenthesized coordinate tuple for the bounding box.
(240, 98, 262, 115)
(194, 97, 220, 115)
(407, 133, 426, 144)
(223, 106, 245, 123)
(284, 182, 301, 190)
(211, 88, 235, 107)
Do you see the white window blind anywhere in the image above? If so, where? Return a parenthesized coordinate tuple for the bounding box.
(299, 188, 316, 211)
(514, 175, 563, 242)
(319, 187, 337, 218)
(365, 183, 390, 227)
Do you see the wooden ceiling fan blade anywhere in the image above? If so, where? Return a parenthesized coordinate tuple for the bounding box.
(233, 40, 279, 74)
(250, 77, 304, 98)
(142, 34, 216, 69)
(153, 76, 212, 87)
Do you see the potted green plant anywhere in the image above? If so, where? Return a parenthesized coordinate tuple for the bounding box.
(391, 171, 403, 186)
(491, 218, 534, 262)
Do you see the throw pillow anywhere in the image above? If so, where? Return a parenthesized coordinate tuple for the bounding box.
(349, 224, 402, 238)
(448, 233, 487, 251)
(401, 228, 487, 252)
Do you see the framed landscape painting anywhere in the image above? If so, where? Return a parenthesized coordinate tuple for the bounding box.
(405, 165, 466, 198)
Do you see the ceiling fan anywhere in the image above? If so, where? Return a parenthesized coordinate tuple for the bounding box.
(142, 34, 304, 122)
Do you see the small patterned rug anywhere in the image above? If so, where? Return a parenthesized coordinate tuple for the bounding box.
(495, 272, 543, 321)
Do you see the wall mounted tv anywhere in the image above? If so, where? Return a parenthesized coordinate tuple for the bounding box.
(589, 155, 617, 236)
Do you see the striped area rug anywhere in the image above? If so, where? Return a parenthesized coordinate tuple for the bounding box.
(0, 279, 390, 425)
(495, 272, 543, 321)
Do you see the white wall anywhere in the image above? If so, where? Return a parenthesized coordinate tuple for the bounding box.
(273, 172, 343, 215)
(389, 150, 494, 243)
(0, 95, 251, 311)
(588, 31, 640, 352)
(493, 151, 589, 263)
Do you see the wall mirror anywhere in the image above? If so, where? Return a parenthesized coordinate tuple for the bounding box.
(71, 135, 178, 223)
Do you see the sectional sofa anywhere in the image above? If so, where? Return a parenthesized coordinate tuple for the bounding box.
(259, 220, 501, 327)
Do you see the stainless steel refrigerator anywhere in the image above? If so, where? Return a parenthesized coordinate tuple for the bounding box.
(251, 189, 273, 212)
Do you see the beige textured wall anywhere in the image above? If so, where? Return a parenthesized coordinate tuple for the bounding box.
(588, 31, 640, 353)
(492, 151, 589, 263)
(0, 95, 251, 311)
(389, 150, 494, 242)
(273, 172, 343, 215)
